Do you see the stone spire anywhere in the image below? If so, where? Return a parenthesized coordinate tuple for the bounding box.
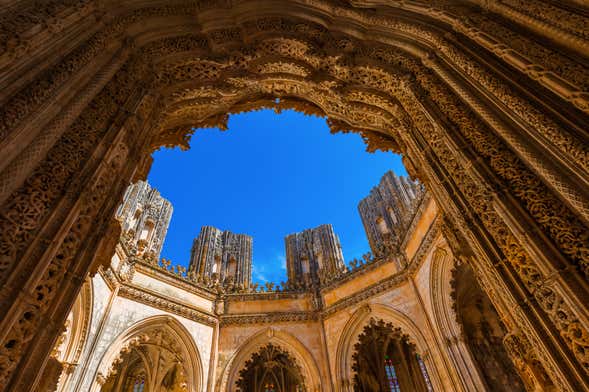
(285, 224, 346, 284)
(116, 181, 173, 258)
(188, 226, 252, 287)
(358, 171, 424, 256)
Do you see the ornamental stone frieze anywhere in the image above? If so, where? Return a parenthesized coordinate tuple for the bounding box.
(1, 1, 588, 391)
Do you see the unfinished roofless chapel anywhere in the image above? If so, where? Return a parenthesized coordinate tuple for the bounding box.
(1, 0, 589, 391)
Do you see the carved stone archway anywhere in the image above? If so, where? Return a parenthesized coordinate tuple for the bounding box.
(335, 304, 445, 392)
(351, 318, 432, 392)
(236, 343, 306, 392)
(428, 247, 487, 391)
(221, 328, 322, 392)
(91, 316, 203, 392)
(0, 2, 588, 391)
(451, 260, 527, 391)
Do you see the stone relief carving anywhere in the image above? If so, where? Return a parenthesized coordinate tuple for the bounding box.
(0, 1, 587, 390)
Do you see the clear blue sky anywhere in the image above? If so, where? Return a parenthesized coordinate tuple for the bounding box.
(147, 109, 406, 284)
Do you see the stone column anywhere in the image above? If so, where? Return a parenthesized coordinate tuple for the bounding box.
(0, 57, 158, 391)
(396, 74, 589, 390)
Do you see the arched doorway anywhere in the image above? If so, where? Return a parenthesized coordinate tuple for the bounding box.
(351, 318, 433, 392)
(1, 2, 588, 391)
(236, 343, 305, 392)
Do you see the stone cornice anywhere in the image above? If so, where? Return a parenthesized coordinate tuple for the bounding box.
(99, 266, 119, 291)
(321, 220, 440, 318)
(134, 261, 217, 300)
(224, 291, 312, 302)
(102, 216, 441, 327)
(219, 311, 318, 326)
(108, 220, 440, 326)
(118, 284, 218, 326)
(321, 270, 409, 318)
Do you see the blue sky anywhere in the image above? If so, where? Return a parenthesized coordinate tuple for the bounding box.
(147, 109, 406, 284)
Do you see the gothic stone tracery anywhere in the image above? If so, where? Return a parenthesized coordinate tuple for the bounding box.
(0, 0, 588, 391)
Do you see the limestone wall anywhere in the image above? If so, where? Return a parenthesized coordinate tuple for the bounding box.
(57, 197, 485, 392)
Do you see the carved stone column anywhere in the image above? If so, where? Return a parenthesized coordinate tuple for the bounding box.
(0, 57, 158, 390)
(396, 74, 589, 390)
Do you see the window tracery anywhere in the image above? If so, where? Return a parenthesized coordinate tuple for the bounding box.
(451, 263, 528, 391)
(99, 326, 190, 392)
(352, 318, 431, 392)
(236, 344, 305, 392)
(0, 1, 587, 390)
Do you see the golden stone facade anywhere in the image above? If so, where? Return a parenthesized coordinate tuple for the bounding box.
(48, 185, 482, 392)
(0, 0, 588, 391)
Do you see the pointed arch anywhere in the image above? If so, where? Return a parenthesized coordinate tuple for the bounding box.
(91, 315, 203, 392)
(334, 304, 441, 392)
(1, 1, 589, 390)
(428, 247, 486, 391)
(53, 279, 93, 392)
(220, 327, 322, 392)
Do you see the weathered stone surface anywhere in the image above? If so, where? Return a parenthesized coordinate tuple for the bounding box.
(189, 226, 253, 288)
(1, 1, 588, 390)
(358, 171, 424, 256)
(116, 180, 172, 259)
(285, 224, 346, 285)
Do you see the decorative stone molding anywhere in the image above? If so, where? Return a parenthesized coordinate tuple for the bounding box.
(118, 285, 217, 327)
(1, 1, 587, 390)
(219, 311, 318, 326)
(92, 315, 204, 392)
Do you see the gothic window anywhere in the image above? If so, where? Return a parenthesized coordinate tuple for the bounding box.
(212, 255, 221, 274)
(228, 257, 237, 278)
(131, 375, 145, 392)
(161, 364, 186, 391)
(130, 209, 142, 232)
(384, 357, 401, 392)
(316, 253, 324, 269)
(236, 344, 305, 392)
(139, 220, 154, 241)
(301, 257, 310, 275)
(376, 216, 389, 234)
(416, 354, 433, 392)
(352, 319, 431, 392)
(264, 383, 276, 392)
(387, 207, 398, 225)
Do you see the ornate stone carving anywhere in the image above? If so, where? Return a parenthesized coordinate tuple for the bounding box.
(358, 171, 424, 257)
(189, 226, 253, 288)
(117, 180, 173, 259)
(1, 1, 588, 390)
(285, 224, 346, 285)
